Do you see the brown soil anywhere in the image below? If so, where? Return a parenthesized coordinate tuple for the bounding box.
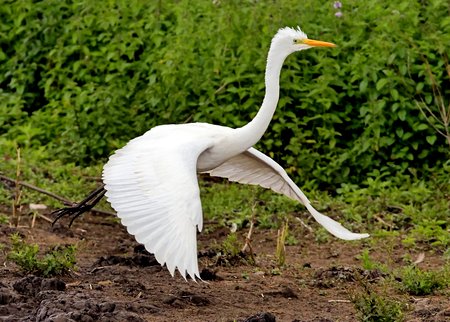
(0, 211, 449, 322)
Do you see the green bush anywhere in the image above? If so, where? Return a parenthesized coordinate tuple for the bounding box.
(352, 284, 405, 322)
(7, 233, 77, 276)
(398, 265, 449, 295)
(1, 0, 449, 187)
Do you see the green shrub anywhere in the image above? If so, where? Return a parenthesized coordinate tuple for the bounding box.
(1, 0, 449, 187)
(7, 233, 77, 276)
(221, 232, 242, 258)
(398, 265, 449, 295)
(352, 285, 405, 322)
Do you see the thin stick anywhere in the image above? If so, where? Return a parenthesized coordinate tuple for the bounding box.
(12, 148, 22, 227)
(241, 202, 256, 254)
(241, 216, 255, 253)
(31, 212, 37, 228)
(373, 214, 394, 229)
(294, 216, 313, 232)
(36, 213, 53, 223)
(0, 174, 71, 204)
(0, 174, 115, 217)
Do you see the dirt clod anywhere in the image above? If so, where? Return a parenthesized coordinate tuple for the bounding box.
(0, 288, 16, 305)
(179, 291, 210, 306)
(265, 286, 297, 299)
(93, 253, 158, 268)
(13, 276, 65, 296)
(200, 267, 222, 281)
(313, 266, 384, 288)
(242, 312, 276, 322)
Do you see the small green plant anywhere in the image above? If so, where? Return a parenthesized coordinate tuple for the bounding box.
(7, 233, 77, 276)
(213, 232, 254, 266)
(357, 249, 389, 272)
(358, 249, 377, 270)
(398, 265, 449, 296)
(444, 248, 450, 260)
(0, 214, 9, 224)
(314, 227, 330, 244)
(352, 283, 405, 322)
(285, 234, 299, 246)
(221, 233, 242, 258)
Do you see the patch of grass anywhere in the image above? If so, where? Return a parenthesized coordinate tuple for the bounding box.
(7, 233, 77, 276)
(313, 227, 330, 244)
(397, 265, 449, 296)
(352, 283, 406, 322)
(200, 180, 294, 230)
(285, 233, 299, 246)
(444, 248, 450, 260)
(0, 214, 9, 224)
(211, 232, 255, 267)
(0, 147, 106, 211)
(358, 249, 378, 271)
(221, 233, 242, 258)
(337, 174, 450, 251)
(357, 249, 390, 273)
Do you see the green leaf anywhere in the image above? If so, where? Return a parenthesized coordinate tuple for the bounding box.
(390, 89, 399, 100)
(376, 78, 388, 91)
(426, 135, 437, 145)
(359, 79, 368, 92)
(417, 124, 428, 131)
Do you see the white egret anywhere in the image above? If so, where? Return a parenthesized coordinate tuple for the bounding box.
(56, 26, 369, 280)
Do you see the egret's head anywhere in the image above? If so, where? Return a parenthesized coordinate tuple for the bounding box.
(272, 26, 336, 56)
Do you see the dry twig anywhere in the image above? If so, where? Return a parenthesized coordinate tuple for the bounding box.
(0, 173, 115, 217)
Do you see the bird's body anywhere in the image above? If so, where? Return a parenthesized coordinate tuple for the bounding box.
(100, 27, 369, 281)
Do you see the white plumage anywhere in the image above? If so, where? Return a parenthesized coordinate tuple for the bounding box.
(102, 27, 369, 281)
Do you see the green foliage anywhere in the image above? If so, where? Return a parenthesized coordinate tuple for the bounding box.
(314, 227, 331, 244)
(7, 234, 39, 273)
(398, 265, 449, 296)
(200, 180, 296, 230)
(336, 171, 450, 250)
(352, 284, 405, 322)
(358, 249, 380, 271)
(7, 233, 77, 276)
(221, 233, 242, 258)
(0, 214, 9, 224)
(1, 0, 449, 187)
(0, 146, 106, 210)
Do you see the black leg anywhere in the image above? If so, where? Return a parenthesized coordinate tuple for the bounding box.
(52, 184, 106, 227)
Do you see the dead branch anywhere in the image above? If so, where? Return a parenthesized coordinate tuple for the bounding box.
(0, 173, 115, 217)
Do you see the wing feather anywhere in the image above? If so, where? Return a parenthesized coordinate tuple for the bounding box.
(206, 148, 369, 240)
(103, 128, 213, 280)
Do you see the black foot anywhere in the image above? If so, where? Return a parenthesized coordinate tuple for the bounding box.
(52, 185, 106, 227)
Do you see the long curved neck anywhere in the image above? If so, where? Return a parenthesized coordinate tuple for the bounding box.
(232, 44, 289, 151)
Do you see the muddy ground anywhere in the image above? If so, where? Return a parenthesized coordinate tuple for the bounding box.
(0, 209, 449, 322)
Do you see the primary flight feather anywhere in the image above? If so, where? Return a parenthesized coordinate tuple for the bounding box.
(101, 26, 369, 281)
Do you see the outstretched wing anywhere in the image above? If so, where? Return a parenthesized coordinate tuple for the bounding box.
(206, 148, 369, 240)
(102, 128, 213, 280)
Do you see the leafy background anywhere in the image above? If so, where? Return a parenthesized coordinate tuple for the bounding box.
(1, 0, 449, 189)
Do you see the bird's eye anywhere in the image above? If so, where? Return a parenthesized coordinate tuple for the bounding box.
(293, 39, 302, 44)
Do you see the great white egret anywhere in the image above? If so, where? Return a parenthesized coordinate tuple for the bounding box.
(54, 26, 369, 280)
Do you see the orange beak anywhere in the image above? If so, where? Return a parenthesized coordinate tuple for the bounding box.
(303, 39, 336, 47)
